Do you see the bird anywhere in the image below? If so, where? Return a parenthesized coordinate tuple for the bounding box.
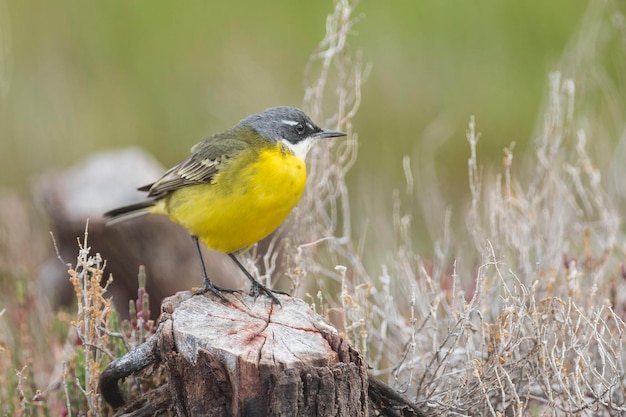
(104, 106, 346, 304)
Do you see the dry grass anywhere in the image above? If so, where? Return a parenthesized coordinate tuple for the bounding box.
(385, 70, 626, 414)
(257, 0, 626, 416)
(0, 224, 158, 415)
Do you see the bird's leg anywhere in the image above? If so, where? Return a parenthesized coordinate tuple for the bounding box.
(191, 235, 235, 302)
(227, 253, 287, 305)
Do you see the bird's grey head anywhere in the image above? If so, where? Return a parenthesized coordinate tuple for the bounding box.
(238, 106, 346, 159)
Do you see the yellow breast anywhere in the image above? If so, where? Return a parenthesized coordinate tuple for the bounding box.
(158, 143, 307, 253)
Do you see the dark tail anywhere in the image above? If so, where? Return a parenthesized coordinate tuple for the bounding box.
(104, 200, 155, 225)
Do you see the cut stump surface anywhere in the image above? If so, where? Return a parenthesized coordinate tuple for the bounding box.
(171, 293, 338, 371)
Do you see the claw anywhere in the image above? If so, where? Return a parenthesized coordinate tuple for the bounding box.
(249, 280, 282, 305)
(194, 281, 230, 303)
(228, 253, 285, 305)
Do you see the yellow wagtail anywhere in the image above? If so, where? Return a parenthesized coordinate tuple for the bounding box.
(104, 106, 346, 303)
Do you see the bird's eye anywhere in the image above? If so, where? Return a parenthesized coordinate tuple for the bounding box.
(295, 123, 305, 134)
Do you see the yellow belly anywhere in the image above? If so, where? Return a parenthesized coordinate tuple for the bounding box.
(153, 145, 307, 253)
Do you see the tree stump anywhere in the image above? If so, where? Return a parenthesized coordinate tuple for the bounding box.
(161, 292, 368, 417)
(102, 291, 368, 417)
(101, 292, 425, 417)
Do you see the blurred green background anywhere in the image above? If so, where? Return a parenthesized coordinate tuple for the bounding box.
(0, 1, 592, 249)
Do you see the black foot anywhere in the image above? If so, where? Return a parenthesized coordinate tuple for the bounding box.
(249, 280, 283, 305)
(194, 280, 235, 303)
(191, 235, 239, 304)
(226, 253, 287, 306)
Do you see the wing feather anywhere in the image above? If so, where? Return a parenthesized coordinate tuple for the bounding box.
(138, 129, 250, 199)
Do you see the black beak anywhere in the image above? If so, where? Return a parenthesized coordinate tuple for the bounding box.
(317, 129, 347, 139)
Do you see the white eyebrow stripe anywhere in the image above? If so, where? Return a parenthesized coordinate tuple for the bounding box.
(281, 119, 299, 126)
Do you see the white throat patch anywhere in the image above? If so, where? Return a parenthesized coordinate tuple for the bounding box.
(280, 137, 316, 160)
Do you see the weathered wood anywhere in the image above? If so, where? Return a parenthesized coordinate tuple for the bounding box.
(160, 292, 367, 417)
(102, 291, 425, 417)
